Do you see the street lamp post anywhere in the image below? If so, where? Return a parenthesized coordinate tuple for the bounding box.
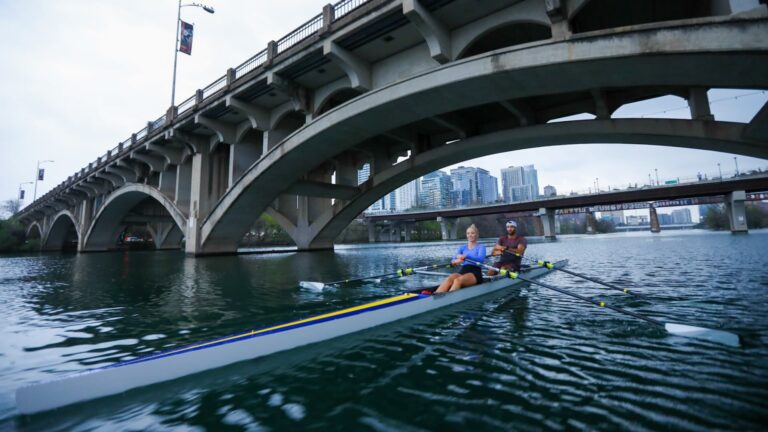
(171, 1, 215, 108)
(717, 162, 722, 180)
(733, 156, 739, 176)
(596, 177, 600, 192)
(654, 168, 659, 186)
(33, 160, 54, 201)
(19, 181, 33, 206)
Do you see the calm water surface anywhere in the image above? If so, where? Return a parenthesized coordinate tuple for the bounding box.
(1, 230, 767, 431)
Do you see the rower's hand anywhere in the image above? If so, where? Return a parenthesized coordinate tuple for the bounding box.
(451, 255, 465, 265)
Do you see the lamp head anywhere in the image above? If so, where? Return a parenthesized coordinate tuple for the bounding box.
(202, 5, 215, 13)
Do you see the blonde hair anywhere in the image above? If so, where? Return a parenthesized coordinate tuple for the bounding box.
(466, 224, 479, 235)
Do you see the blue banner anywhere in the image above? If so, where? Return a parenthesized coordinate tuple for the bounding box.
(179, 21, 194, 55)
(37, 168, 44, 181)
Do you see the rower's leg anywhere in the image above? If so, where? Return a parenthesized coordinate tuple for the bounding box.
(449, 274, 477, 292)
(436, 273, 461, 293)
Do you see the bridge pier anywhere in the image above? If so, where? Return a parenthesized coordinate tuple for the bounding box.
(585, 212, 597, 234)
(437, 217, 458, 240)
(367, 220, 376, 243)
(538, 208, 556, 240)
(649, 206, 661, 233)
(185, 142, 213, 256)
(401, 222, 412, 242)
(725, 190, 748, 233)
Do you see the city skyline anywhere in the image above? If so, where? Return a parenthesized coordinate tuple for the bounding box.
(1, 2, 767, 215)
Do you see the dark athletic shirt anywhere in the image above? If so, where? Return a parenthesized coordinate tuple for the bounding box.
(497, 235, 527, 267)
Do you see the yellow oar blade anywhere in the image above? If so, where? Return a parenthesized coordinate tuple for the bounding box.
(664, 323, 741, 347)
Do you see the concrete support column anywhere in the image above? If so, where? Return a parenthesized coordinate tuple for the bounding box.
(689, 88, 714, 120)
(229, 141, 261, 187)
(725, 190, 748, 233)
(649, 206, 661, 233)
(437, 216, 458, 240)
(538, 208, 556, 240)
(77, 199, 93, 252)
(175, 160, 192, 215)
(185, 142, 212, 255)
(367, 220, 376, 243)
(585, 212, 597, 234)
(159, 166, 177, 200)
(211, 144, 230, 202)
(402, 222, 412, 242)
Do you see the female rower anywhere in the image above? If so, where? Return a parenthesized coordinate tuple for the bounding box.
(434, 224, 486, 293)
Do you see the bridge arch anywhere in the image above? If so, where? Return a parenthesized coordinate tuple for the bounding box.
(195, 17, 767, 254)
(42, 210, 79, 251)
(26, 222, 43, 241)
(82, 183, 187, 252)
(315, 88, 364, 117)
(307, 119, 757, 248)
(570, 0, 724, 34)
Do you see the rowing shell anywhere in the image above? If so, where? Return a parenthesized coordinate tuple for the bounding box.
(16, 260, 565, 414)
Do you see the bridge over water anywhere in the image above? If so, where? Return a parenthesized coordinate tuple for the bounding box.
(15, 0, 768, 255)
(364, 174, 768, 240)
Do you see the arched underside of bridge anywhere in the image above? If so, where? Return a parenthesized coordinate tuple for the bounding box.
(82, 184, 187, 252)
(309, 120, 761, 246)
(26, 222, 43, 241)
(42, 210, 79, 252)
(196, 18, 768, 254)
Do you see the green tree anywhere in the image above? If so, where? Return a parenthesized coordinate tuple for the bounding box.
(702, 205, 729, 230)
(0, 219, 26, 252)
(746, 204, 768, 228)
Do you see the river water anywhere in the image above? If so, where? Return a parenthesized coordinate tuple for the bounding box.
(1, 230, 766, 431)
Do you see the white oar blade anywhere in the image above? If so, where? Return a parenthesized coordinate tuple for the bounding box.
(665, 323, 741, 347)
(299, 281, 326, 290)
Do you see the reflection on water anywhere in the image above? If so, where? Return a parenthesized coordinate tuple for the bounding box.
(1, 230, 767, 430)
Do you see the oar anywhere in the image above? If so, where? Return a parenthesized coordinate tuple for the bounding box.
(464, 259, 741, 347)
(501, 249, 647, 298)
(299, 262, 454, 290)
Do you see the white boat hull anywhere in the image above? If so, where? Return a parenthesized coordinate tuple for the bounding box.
(16, 261, 564, 414)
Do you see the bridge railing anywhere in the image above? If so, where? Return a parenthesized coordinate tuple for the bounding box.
(27, 0, 376, 213)
(277, 13, 324, 54)
(235, 49, 268, 79)
(335, 0, 368, 18)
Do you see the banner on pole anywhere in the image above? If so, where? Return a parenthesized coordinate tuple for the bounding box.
(38, 168, 45, 181)
(179, 21, 194, 55)
(19, 189, 25, 200)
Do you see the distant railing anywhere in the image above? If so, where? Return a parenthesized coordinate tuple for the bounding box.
(235, 49, 268, 79)
(151, 115, 165, 130)
(203, 76, 227, 99)
(28, 0, 377, 211)
(177, 95, 196, 115)
(135, 126, 148, 142)
(335, 0, 367, 19)
(277, 13, 323, 54)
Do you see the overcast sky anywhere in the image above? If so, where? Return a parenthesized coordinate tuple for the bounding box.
(1, 1, 766, 216)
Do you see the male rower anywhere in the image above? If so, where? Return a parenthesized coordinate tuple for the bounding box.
(487, 220, 527, 275)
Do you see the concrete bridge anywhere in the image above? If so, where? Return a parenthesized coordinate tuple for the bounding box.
(15, 0, 768, 255)
(364, 175, 768, 240)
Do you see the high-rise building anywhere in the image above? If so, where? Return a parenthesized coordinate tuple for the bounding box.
(670, 208, 693, 224)
(543, 185, 557, 197)
(449, 166, 499, 206)
(357, 163, 370, 185)
(601, 210, 625, 224)
(420, 170, 452, 208)
(395, 179, 420, 211)
(501, 165, 539, 202)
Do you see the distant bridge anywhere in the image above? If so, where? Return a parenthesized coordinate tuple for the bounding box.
(363, 174, 768, 240)
(15, 0, 768, 255)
